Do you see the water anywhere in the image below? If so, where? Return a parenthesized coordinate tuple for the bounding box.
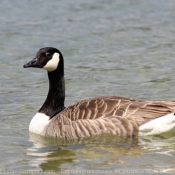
(1, 0, 175, 174)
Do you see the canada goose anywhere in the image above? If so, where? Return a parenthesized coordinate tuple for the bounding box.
(23, 47, 175, 138)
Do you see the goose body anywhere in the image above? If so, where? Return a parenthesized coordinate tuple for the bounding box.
(24, 47, 175, 138)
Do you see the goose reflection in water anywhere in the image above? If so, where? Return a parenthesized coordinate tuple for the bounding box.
(27, 133, 145, 172)
(27, 133, 175, 173)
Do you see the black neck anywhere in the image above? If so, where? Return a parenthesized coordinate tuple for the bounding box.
(39, 61, 65, 118)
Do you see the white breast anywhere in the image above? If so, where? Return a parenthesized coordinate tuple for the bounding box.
(139, 113, 175, 136)
(29, 113, 50, 135)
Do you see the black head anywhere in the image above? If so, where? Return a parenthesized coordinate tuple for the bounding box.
(23, 47, 63, 72)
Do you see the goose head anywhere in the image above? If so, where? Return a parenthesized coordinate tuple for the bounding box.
(23, 47, 65, 118)
(23, 47, 63, 72)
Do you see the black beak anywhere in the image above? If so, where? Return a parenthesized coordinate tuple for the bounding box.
(23, 58, 41, 68)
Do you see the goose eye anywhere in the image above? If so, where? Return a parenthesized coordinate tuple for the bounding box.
(46, 52, 51, 57)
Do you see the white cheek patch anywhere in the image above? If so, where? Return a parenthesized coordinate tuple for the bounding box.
(43, 52, 60, 72)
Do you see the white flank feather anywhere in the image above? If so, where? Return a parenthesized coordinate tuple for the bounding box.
(139, 113, 175, 136)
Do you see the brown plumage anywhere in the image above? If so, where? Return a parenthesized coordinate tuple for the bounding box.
(44, 96, 175, 138)
(24, 47, 175, 138)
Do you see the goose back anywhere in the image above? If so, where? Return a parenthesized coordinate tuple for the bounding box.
(43, 96, 175, 138)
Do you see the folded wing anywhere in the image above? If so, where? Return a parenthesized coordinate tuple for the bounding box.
(45, 96, 175, 138)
